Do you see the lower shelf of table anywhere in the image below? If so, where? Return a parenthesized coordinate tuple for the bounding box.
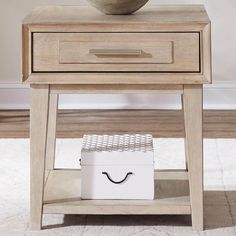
(43, 169, 190, 215)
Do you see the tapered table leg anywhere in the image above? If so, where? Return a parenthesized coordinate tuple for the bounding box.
(30, 85, 49, 230)
(183, 84, 203, 230)
(45, 93, 58, 171)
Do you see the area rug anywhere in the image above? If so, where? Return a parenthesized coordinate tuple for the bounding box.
(0, 139, 235, 236)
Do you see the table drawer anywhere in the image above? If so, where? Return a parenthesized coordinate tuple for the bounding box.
(33, 32, 200, 72)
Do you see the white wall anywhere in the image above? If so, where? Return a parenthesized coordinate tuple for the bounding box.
(0, 0, 236, 109)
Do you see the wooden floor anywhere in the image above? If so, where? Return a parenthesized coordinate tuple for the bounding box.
(0, 109, 236, 138)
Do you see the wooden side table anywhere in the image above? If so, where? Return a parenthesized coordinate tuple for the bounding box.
(22, 5, 211, 231)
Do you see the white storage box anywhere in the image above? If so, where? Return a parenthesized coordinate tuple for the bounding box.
(81, 134, 154, 200)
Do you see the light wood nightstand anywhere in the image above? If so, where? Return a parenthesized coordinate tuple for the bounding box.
(22, 5, 211, 231)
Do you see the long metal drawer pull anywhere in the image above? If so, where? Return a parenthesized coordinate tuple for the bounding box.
(89, 49, 142, 56)
(102, 172, 133, 184)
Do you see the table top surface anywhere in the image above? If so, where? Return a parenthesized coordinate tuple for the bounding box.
(23, 5, 210, 25)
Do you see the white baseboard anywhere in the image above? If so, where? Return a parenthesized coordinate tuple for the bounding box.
(0, 81, 236, 110)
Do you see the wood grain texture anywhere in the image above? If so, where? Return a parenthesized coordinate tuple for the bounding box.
(33, 32, 199, 72)
(43, 169, 190, 215)
(1, 109, 236, 139)
(22, 5, 211, 84)
(25, 73, 209, 85)
(23, 5, 210, 25)
(21, 5, 212, 230)
(22, 25, 31, 81)
(50, 84, 183, 94)
(183, 85, 203, 230)
(30, 85, 49, 230)
(45, 94, 58, 171)
(202, 23, 212, 83)
(26, 23, 209, 33)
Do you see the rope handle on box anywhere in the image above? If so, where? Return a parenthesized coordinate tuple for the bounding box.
(102, 172, 133, 184)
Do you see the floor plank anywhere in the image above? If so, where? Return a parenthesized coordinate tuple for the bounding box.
(0, 109, 236, 138)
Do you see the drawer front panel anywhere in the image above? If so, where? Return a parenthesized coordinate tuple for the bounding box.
(81, 165, 154, 200)
(33, 32, 200, 72)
